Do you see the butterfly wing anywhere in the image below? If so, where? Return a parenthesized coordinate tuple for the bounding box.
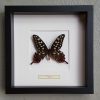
(49, 34, 68, 64)
(33, 35, 48, 53)
(51, 34, 65, 51)
(49, 50, 68, 64)
(31, 35, 48, 64)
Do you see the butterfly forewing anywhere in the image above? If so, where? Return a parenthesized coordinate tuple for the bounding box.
(51, 34, 65, 51)
(33, 35, 48, 53)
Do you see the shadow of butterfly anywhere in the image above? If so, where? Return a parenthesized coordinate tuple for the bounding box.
(30, 34, 68, 64)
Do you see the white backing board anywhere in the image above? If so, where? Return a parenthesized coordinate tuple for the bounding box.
(13, 15, 85, 86)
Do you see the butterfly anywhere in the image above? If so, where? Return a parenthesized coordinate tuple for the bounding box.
(30, 34, 68, 64)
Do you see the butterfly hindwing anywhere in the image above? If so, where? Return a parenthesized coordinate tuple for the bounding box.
(31, 35, 48, 64)
(50, 50, 68, 64)
(30, 52, 45, 64)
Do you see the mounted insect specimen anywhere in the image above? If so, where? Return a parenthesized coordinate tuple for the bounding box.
(30, 34, 68, 64)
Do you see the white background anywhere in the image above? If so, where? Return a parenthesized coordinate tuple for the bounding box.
(13, 14, 85, 86)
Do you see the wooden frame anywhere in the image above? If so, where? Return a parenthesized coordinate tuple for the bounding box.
(5, 5, 93, 94)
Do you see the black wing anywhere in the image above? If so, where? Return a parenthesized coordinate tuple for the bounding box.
(31, 35, 48, 64)
(50, 34, 68, 64)
(51, 34, 65, 51)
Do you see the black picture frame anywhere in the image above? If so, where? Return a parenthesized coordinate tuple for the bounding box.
(5, 5, 93, 94)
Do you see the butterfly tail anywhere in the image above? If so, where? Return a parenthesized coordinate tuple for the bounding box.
(64, 61, 68, 64)
(30, 61, 34, 65)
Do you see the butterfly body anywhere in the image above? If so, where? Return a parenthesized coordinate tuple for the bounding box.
(30, 34, 68, 64)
